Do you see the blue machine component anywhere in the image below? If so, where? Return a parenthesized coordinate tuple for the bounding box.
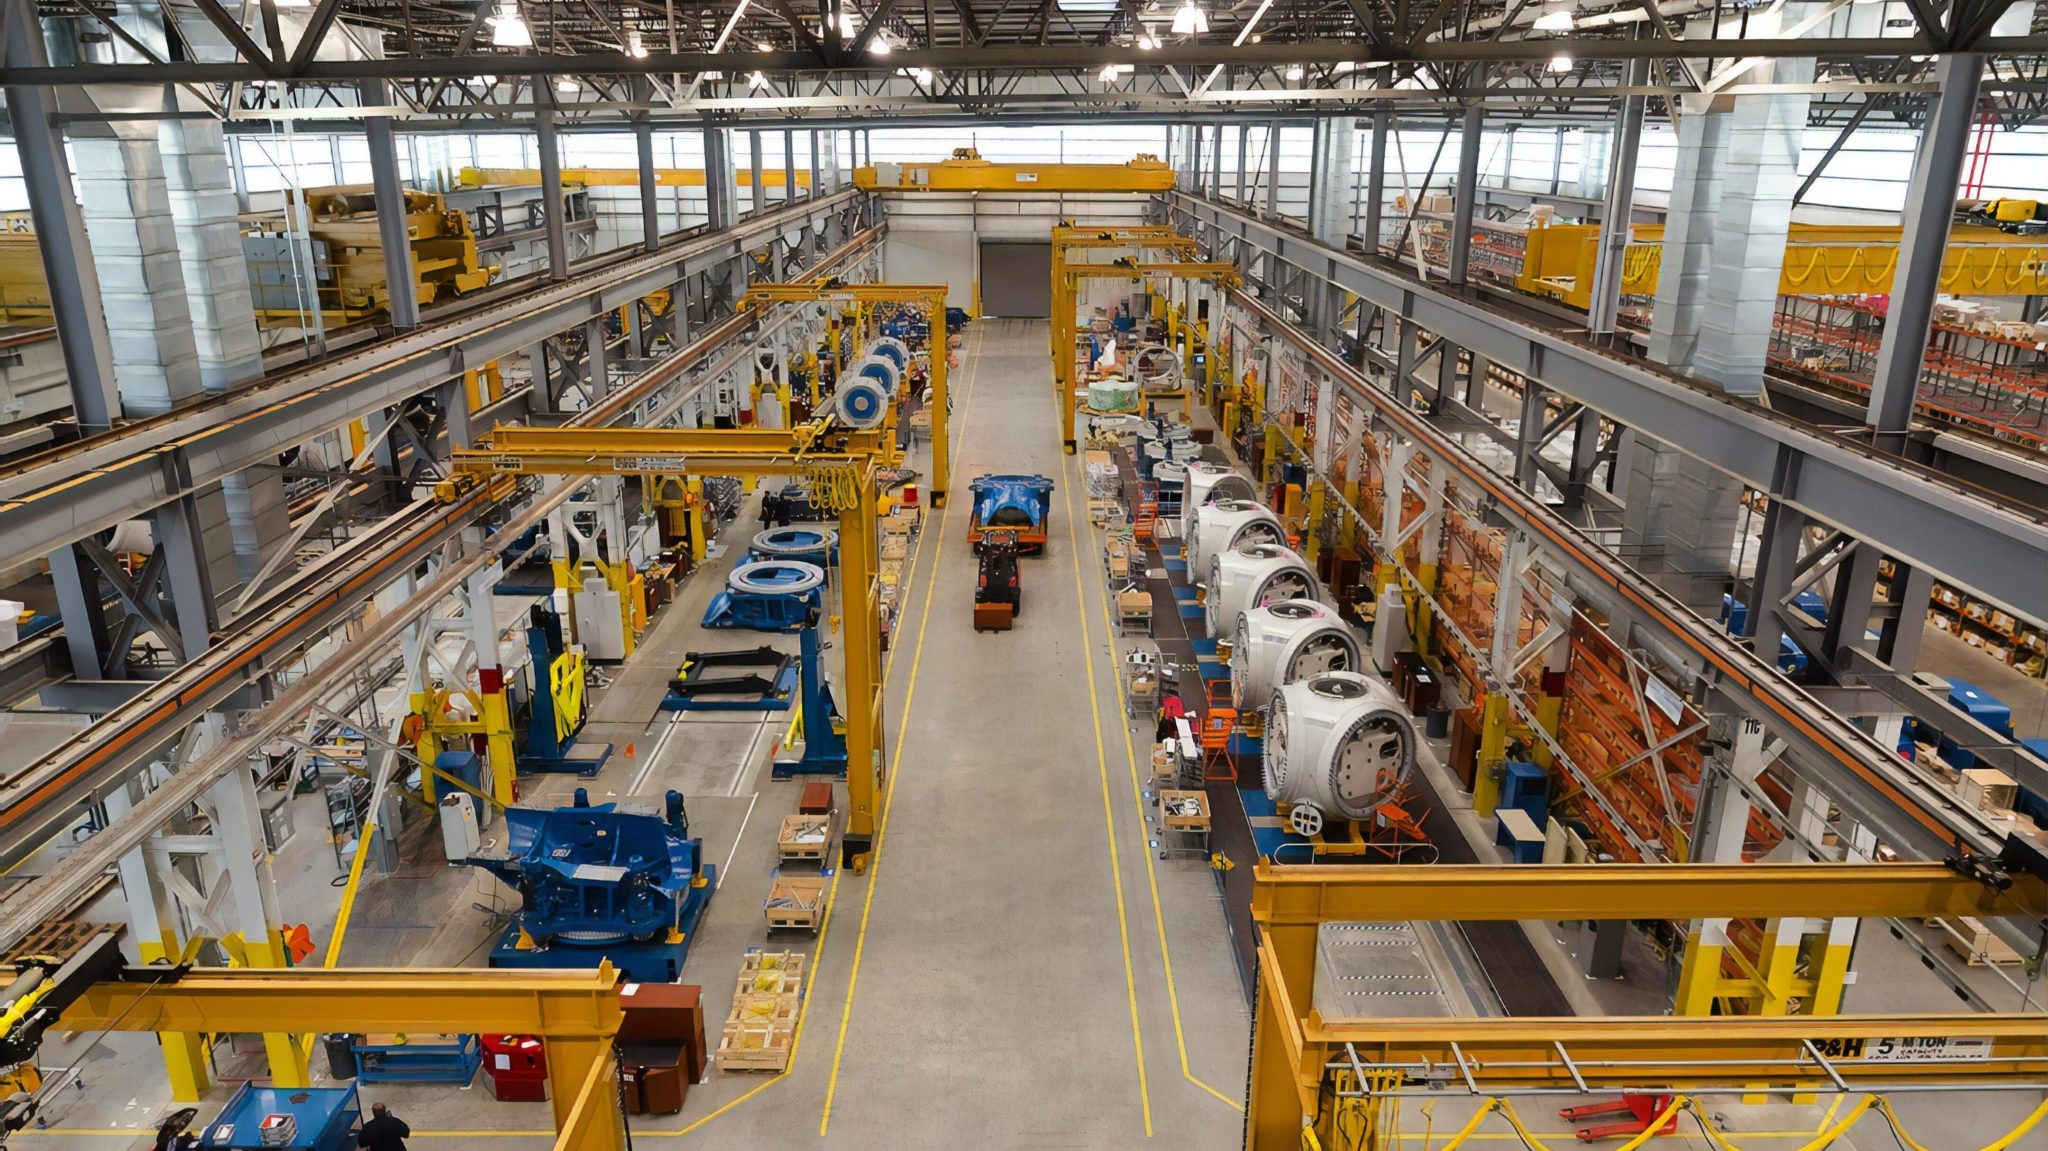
(2020, 740, 2048, 825)
(1719, 593, 1827, 673)
(703, 561, 826, 630)
(1499, 761, 1550, 825)
(349, 1033, 482, 1084)
(968, 474, 1056, 552)
(747, 527, 839, 567)
(199, 1083, 360, 1151)
(474, 789, 716, 983)
(945, 306, 970, 332)
(1111, 301, 1137, 332)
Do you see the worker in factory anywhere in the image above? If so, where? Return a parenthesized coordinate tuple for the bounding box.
(1155, 692, 1186, 743)
(358, 1102, 412, 1151)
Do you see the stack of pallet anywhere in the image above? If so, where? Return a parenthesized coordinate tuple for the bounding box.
(719, 950, 807, 1073)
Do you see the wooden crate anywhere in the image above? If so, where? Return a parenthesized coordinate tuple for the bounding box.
(727, 992, 800, 1028)
(764, 874, 828, 933)
(1959, 769, 2017, 815)
(736, 950, 807, 996)
(1942, 916, 2025, 966)
(5, 920, 119, 965)
(717, 1020, 795, 1073)
(778, 813, 834, 863)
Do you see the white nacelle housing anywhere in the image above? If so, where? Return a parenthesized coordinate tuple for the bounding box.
(1265, 672, 1417, 836)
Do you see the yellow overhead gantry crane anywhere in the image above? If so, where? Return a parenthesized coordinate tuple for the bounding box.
(743, 278, 955, 507)
(1048, 225, 1199, 416)
(1248, 861, 2048, 1151)
(1051, 251, 1240, 453)
(454, 425, 892, 870)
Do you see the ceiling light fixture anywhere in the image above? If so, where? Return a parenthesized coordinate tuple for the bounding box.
(748, 70, 770, 88)
(756, 40, 773, 50)
(911, 66, 934, 84)
(870, 36, 892, 53)
(487, 2, 531, 47)
(557, 77, 579, 92)
(1531, 6, 1575, 29)
(1548, 52, 1574, 71)
(627, 31, 648, 57)
(1169, 1, 1208, 34)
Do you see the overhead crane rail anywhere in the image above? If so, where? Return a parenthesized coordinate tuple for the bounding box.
(1224, 286, 2033, 867)
(0, 189, 870, 574)
(0, 224, 884, 924)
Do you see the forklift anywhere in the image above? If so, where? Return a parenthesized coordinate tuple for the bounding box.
(974, 530, 1021, 632)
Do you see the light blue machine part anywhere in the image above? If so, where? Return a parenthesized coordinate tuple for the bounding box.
(703, 560, 827, 629)
(969, 473, 1057, 531)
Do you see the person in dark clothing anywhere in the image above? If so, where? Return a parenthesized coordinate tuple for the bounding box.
(358, 1102, 410, 1151)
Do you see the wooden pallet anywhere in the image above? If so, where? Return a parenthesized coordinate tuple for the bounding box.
(728, 992, 800, 1029)
(736, 950, 807, 996)
(717, 1019, 795, 1073)
(764, 875, 828, 933)
(778, 813, 833, 863)
(5, 920, 119, 966)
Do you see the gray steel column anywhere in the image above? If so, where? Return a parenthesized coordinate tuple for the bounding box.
(1262, 120, 1282, 219)
(1448, 103, 1484, 286)
(438, 378, 473, 449)
(749, 131, 765, 217)
(535, 77, 569, 281)
(783, 131, 797, 207)
(1587, 57, 1647, 338)
(1235, 126, 1250, 202)
(1363, 112, 1389, 256)
(809, 129, 822, 198)
(48, 546, 112, 678)
(634, 83, 660, 254)
(5, 0, 118, 433)
(1208, 124, 1223, 196)
(363, 83, 420, 330)
(1308, 117, 1359, 246)
(1867, 53, 1984, 454)
(152, 495, 219, 660)
(1745, 498, 1806, 669)
(702, 123, 734, 231)
(585, 318, 610, 398)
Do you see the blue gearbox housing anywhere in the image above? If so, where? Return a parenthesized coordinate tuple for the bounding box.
(471, 790, 710, 947)
(969, 475, 1056, 554)
(702, 559, 827, 630)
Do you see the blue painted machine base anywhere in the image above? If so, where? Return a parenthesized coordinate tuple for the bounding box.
(487, 867, 716, 983)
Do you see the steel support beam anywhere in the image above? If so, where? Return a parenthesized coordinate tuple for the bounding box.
(1867, 54, 1985, 453)
(0, 192, 868, 572)
(1587, 57, 1647, 338)
(1448, 103, 1483, 286)
(1363, 111, 1389, 255)
(1168, 193, 2048, 625)
(363, 83, 420, 331)
(536, 78, 569, 280)
(634, 86, 660, 254)
(5, 0, 119, 433)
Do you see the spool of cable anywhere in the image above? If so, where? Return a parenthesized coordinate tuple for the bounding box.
(835, 378, 891, 428)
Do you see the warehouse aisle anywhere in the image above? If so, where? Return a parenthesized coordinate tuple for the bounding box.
(680, 319, 1249, 1150)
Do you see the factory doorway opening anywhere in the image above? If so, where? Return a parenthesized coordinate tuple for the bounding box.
(979, 241, 1052, 318)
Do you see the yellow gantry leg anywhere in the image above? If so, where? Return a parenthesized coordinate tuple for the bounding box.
(136, 938, 211, 1101)
(836, 484, 884, 871)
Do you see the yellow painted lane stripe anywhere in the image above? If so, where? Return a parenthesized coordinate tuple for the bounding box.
(1062, 467, 1156, 1137)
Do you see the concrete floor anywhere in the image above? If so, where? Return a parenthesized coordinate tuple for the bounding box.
(7, 321, 2043, 1150)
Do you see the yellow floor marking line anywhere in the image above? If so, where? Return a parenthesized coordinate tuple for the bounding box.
(816, 326, 984, 1136)
(1070, 449, 1245, 1115)
(1062, 471, 1158, 1138)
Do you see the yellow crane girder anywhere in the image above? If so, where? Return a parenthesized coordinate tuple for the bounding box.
(1248, 862, 2048, 1150)
(854, 149, 1175, 193)
(453, 423, 890, 871)
(62, 965, 626, 1151)
(458, 166, 811, 190)
(1050, 243, 1239, 453)
(742, 280, 954, 507)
